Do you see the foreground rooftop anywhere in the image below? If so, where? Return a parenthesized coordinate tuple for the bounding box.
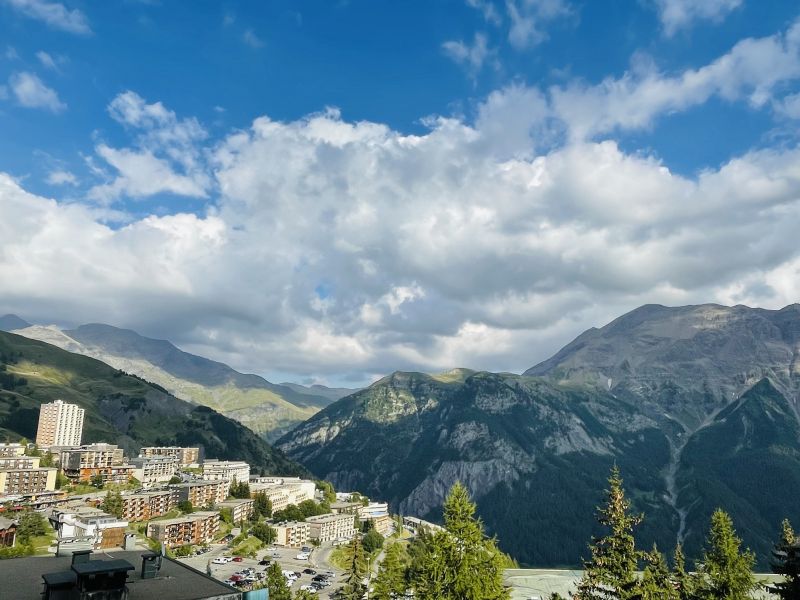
(0, 550, 241, 600)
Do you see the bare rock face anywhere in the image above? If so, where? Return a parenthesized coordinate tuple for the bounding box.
(525, 303, 800, 427)
(278, 303, 800, 569)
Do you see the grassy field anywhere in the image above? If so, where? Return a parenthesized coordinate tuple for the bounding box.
(231, 535, 264, 557)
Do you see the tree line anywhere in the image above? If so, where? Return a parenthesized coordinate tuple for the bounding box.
(566, 466, 800, 600)
(263, 469, 800, 600)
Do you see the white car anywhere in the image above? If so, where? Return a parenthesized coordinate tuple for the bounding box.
(295, 553, 309, 560)
(300, 585, 318, 593)
(212, 557, 229, 564)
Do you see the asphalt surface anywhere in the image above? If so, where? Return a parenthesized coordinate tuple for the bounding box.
(178, 541, 346, 598)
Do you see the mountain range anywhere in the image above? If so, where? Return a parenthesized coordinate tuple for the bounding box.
(277, 303, 800, 568)
(3, 303, 798, 569)
(0, 329, 305, 475)
(0, 317, 355, 441)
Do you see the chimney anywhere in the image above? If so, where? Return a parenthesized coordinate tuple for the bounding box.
(140, 551, 162, 580)
(71, 549, 92, 566)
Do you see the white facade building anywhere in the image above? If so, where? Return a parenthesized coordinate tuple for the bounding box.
(202, 460, 250, 484)
(35, 400, 84, 447)
(130, 456, 179, 486)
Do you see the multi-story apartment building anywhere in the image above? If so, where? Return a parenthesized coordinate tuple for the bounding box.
(0, 456, 40, 470)
(305, 513, 356, 543)
(129, 456, 179, 486)
(146, 511, 219, 548)
(249, 478, 316, 512)
(139, 446, 200, 466)
(0, 443, 25, 457)
(60, 444, 133, 484)
(49, 506, 128, 550)
(254, 486, 290, 513)
(120, 489, 178, 522)
(201, 460, 250, 484)
(0, 456, 57, 495)
(330, 501, 361, 515)
(358, 502, 389, 519)
(35, 400, 85, 447)
(218, 498, 254, 523)
(365, 514, 394, 537)
(171, 480, 228, 508)
(273, 521, 310, 547)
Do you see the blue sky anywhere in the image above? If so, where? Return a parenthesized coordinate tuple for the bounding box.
(1, 0, 800, 385)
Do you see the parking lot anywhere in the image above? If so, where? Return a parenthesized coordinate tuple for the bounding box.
(178, 543, 345, 598)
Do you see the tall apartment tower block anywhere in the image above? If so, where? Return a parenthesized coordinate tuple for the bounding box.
(35, 399, 85, 447)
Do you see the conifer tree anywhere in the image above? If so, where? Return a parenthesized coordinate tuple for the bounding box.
(575, 466, 642, 600)
(411, 482, 508, 600)
(770, 519, 800, 600)
(672, 543, 696, 600)
(340, 535, 368, 600)
(640, 544, 678, 600)
(265, 562, 292, 600)
(373, 542, 408, 599)
(694, 509, 756, 600)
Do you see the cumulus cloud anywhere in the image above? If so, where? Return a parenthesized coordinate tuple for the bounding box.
(5, 98, 800, 382)
(2, 0, 91, 35)
(89, 91, 210, 201)
(3, 21, 800, 384)
(8, 71, 65, 112)
(655, 0, 742, 37)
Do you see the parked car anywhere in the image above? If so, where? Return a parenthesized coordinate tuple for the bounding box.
(301, 546, 312, 553)
(295, 552, 309, 560)
(232, 556, 244, 562)
(300, 585, 318, 593)
(258, 559, 270, 566)
(212, 557, 227, 565)
(303, 568, 316, 575)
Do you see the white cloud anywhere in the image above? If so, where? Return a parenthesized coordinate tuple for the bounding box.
(242, 29, 264, 48)
(5, 89, 800, 383)
(89, 145, 208, 202)
(3, 21, 800, 384)
(442, 33, 494, 78)
(549, 18, 800, 139)
(2, 0, 91, 35)
(8, 71, 65, 112)
(35, 50, 65, 71)
(46, 169, 77, 186)
(466, 0, 502, 25)
(655, 0, 742, 37)
(506, 0, 571, 50)
(90, 92, 210, 201)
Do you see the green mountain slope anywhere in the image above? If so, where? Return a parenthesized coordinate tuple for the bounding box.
(279, 304, 800, 568)
(278, 370, 676, 566)
(0, 330, 306, 476)
(676, 378, 800, 562)
(9, 321, 353, 441)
